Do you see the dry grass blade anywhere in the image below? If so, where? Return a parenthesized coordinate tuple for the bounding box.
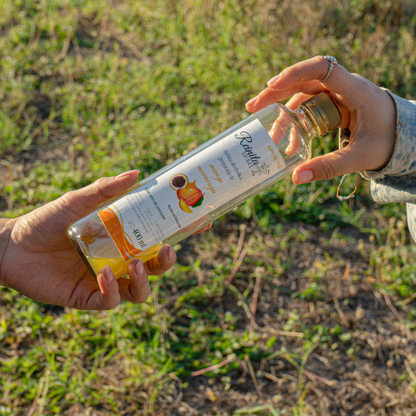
(383, 291, 402, 322)
(235, 224, 246, 260)
(27, 371, 50, 416)
(227, 284, 257, 326)
(259, 328, 305, 338)
(191, 354, 236, 377)
(302, 369, 337, 387)
(405, 360, 416, 385)
(342, 261, 351, 280)
(401, 292, 416, 306)
(250, 274, 261, 336)
(245, 356, 266, 407)
(26, 378, 44, 416)
(333, 296, 350, 328)
(224, 247, 247, 289)
(112, 32, 153, 65)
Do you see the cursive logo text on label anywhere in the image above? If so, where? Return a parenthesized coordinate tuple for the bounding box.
(236, 131, 261, 169)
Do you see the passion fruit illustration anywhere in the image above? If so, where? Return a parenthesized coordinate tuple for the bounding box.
(169, 173, 188, 190)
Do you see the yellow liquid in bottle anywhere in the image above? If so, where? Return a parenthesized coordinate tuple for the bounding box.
(87, 243, 163, 279)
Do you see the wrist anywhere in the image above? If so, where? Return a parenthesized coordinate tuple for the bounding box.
(361, 90, 409, 180)
(0, 219, 14, 287)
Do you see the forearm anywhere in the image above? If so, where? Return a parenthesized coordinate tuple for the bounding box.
(0, 219, 14, 287)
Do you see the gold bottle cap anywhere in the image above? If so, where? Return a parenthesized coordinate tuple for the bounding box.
(301, 92, 341, 135)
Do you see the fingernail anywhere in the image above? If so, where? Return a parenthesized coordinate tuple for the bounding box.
(103, 265, 114, 283)
(135, 260, 145, 277)
(167, 246, 174, 261)
(97, 272, 105, 284)
(245, 96, 258, 107)
(296, 170, 314, 184)
(267, 74, 280, 88)
(116, 170, 141, 179)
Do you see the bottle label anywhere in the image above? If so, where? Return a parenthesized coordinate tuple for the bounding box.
(98, 119, 286, 261)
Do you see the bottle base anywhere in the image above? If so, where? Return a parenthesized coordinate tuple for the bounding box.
(67, 227, 164, 281)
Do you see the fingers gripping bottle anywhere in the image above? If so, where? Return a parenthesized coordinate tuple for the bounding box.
(67, 93, 341, 281)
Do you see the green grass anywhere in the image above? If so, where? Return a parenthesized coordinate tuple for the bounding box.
(2, 0, 416, 414)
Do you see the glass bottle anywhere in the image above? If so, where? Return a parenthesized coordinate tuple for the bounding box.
(67, 92, 341, 281)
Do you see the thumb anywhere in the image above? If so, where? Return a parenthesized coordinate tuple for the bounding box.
(59, 170, 140, 223)
(292, 146, 360, 184)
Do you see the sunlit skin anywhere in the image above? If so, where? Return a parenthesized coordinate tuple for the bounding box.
(0, 171, 212, 310)
(246, 56, 397, 184)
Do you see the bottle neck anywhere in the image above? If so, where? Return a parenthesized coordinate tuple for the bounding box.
(294, 93, 341, 139)
(294, 106, 323, 142)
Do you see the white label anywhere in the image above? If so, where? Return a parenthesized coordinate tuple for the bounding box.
(98, 119, 285, 260)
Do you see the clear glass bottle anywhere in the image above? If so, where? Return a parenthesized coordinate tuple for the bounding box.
(67, 93, 341, 281)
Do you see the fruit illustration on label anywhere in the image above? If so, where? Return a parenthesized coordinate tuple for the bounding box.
(179, 198, 193, 213)
(170, 174, 188, 190)
(170, 174, 204, 213)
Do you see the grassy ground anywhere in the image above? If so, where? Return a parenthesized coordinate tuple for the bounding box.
(1, 0, 416, 414)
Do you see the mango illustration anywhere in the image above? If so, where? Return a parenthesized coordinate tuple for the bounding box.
(176, 180, 203, 207)
(179, 198, 193, 213)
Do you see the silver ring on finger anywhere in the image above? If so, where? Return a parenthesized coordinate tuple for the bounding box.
(319, 55, 338, 83)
